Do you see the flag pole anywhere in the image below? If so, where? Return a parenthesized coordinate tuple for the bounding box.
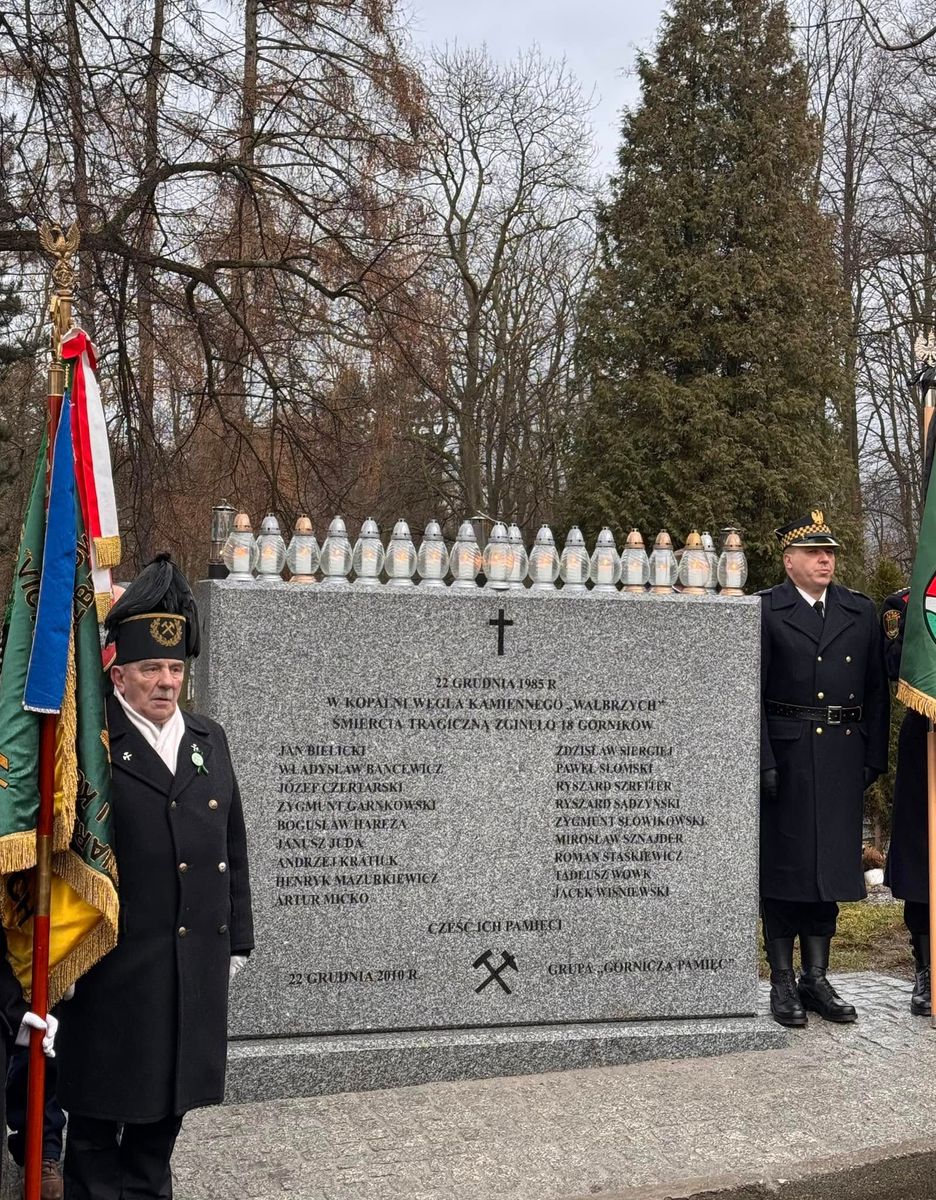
(24, 223, 79, 1200)
(917, 330, 936, 1033)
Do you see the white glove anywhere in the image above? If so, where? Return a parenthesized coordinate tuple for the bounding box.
(230, 955, 248, 981)
(16, 1012, 59, 1058)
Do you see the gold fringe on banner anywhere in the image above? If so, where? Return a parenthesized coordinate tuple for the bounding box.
(45, 850, 119, 1006)
(93, 535, 121, 569)
(896, 680, 936, 722)
(95, 592, 113, 622)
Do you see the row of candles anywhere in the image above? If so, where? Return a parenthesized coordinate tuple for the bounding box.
(216, 510, 749, 594)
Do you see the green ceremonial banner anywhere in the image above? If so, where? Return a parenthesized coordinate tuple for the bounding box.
(898, 447, 936, 721)
(0, 436, 118, 1003)
(0, 446, 45, 852)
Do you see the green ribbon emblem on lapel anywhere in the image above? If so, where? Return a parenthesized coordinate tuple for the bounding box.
(191, 743, 208, 775)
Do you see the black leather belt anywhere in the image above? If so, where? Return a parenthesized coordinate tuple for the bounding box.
(765, 700, 862, 725)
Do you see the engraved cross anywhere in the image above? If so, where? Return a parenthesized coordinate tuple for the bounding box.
(488, 609, 514, 656)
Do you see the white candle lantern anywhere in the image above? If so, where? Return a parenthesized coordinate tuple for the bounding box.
(560, 526, 589, 593)
(286, 516, 319, 583)
(620, 529, 650, 591)
(417, 520, 449, 587)
(450, 521, 482, 590)
(221, 512, 258, 582)
(483, 522, 514, 591)
(385, 518, 417, 588)
(649, 530, 677, 593)
(589, 527, 621, 595)
(352, 518, 385, 587)
(717, 528, 748, 596)
(256, 514, 287, 582)
(678, 530, 710, 594)
(319, 515, 353, 590)
(528, 525, 560, 591)
(701, 531, 718, 591)
(507, 523, 528, 591)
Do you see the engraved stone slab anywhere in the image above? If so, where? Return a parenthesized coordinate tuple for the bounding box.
(194, 582, 761, 1038)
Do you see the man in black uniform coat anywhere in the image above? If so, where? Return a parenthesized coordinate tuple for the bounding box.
(880, 587, 931, 1016)
(760, 511, 889, 1026)
(56, 555, 254, 1199)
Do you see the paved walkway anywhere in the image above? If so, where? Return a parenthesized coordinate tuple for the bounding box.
(167, 973, 936, 1200)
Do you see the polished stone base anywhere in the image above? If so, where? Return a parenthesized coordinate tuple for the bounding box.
(225, 1015, 789, 1103)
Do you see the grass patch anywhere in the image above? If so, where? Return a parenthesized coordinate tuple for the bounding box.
(756, 899, 913, 978)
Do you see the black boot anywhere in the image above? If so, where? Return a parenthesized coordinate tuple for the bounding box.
(765, 938, 807, 1027)
(798, 935, 857, 1023)
(911, 934, 931, 1017)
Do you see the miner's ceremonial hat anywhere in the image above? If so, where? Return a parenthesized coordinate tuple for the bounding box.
(774, 510, 840, 551)
(105, 553, 200, 664)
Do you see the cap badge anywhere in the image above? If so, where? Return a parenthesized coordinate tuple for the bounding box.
(150, 616, 183, 648)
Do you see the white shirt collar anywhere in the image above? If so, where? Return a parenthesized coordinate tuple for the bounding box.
(795, 585, 827, 609)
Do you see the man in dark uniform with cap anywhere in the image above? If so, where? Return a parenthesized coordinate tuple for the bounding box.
(880, 586, 931, 1016)
(759, 511, 889, 1026)
(55, 554, 254, 1199)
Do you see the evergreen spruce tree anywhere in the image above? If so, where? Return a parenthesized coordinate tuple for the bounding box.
(567, 0, 858, 588)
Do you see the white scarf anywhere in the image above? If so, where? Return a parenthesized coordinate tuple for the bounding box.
(114, 689, 186, 775)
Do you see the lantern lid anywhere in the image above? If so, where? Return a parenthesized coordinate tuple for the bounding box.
(488, 522, 509, 543)
(456, 520, 477, 542)
(327, 515, 348, 537)
(625, 528, 645, 550)
(654, 529, 673, 549)
(260, 514, 281, 534)
(360, 517, 381, 538)
(507, 523, 523, 543)
(294, 515, 313, 535)
(423, 519, 443, 541)
(534, 525, 555, 546)
(214, 498, 235, 513)
(391, 518, 412, 540)
(700, 531, 715, 551)
(564, 526, 586, 547)
(596, 526, 617, 548)
(684, 530, 703, 549)
(724, 530, 744, 550)
(233, 512, 252, 532)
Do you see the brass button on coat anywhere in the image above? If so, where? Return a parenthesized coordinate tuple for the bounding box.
(846, 656, 852, 663)
(178, 926, 188, 938)
(218, 862, 227, 873)
(218, 924, 228, 934)
(208, 799, 218, 810)
(178, 863, 188, 873)
(170, 800, 178, 809)
(816, 727, 823, 735)
(817, 692, 825, 700)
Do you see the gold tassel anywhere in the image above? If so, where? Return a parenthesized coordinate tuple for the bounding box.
(93, 535, 121, 569)
(95, 591, 113, 622)
(896, 680, 936, 722)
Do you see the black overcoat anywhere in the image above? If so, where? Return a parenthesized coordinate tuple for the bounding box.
(56, 697, 254, 1123)
(880, 588, 929, 902)
(759, 579, 889, 902)
(0, 931, 29, 1185)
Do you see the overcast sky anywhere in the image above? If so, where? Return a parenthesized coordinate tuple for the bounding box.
(406, 0, 670, 170)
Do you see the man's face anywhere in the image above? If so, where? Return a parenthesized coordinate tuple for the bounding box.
(111, 658, 184, 724)
(784, 545, 836, 597)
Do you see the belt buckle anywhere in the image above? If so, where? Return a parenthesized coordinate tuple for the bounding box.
(827, 705, 842, 726)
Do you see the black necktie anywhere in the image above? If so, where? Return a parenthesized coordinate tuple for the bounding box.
(814, 599, 825, 621)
